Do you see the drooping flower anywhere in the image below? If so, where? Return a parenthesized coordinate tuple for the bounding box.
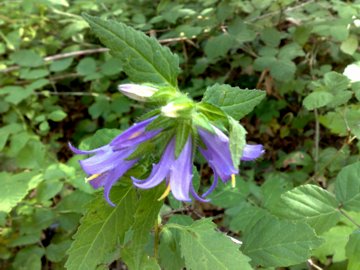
(118, 84, 158, 101)
(131, 136, 206, 202)
(69, 116, 160, 206)
(198, 125, 264, 197)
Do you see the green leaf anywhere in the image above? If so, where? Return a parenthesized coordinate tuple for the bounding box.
(0, 171, 43, 213)
(46, 240, 72, 262)
(50, 57, 73, 72)
(303, 92, 334, 110)
(228, 18, 256, 43)
(174, 219, 253, 270)
(159, 227, 185, 270)
(335, 162, 360, 211)
(346, 230, 360, 270)
(260, 28, 283, 47)
(48, 109, 67, 122)
(121, 186, 163, 270)
(241, 215, 323, 267)
(273, 184, 340, 234)
(65, 185, 137, 270)
(324, 71, 350, 93)
(202, 83, 265, 120)
(340, 35, 358, 55)
(83, 14, 179, 87)
(4, 86, 34, 105)
(204, 34, 234, 59)
(312, 225, 353, 263)
(10, 49, 44, 67)
(76, 57, 97, 76)
(229, 204, 273, 233)
(269, 58, 296, 82)
(228, 117, 246, 168)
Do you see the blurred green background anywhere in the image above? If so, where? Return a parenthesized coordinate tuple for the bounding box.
(1, 0, 360, 269)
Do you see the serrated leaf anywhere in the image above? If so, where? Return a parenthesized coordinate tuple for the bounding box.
(346, 230, 360, 270)
(273, 184, 340, 234)
(202, 83, 265, 120)
(241, 215, 323, 267)
(335, 162, 360, 211)
(65, 185, 137, 270)
(121, 186, 163, 270)
(0, 171, 42, 213)
(83, 14, 179, 87)
(175, 219, 252, 270)
(228, 117, 246, 168)
(303, 92, 334, 110)
(229, 204, 273, 233)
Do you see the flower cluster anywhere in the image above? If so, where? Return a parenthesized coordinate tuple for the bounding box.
(70, 84, 264, 206)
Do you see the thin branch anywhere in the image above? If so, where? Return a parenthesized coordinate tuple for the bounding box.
(314, 108, 320, 175)
(307, 259, 323, 270)
(246, 0, 316, 23)
(1, 36, 196, 74)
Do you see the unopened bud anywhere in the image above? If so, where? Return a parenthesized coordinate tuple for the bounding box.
(118, 84, 158, 102)
(161, 98, 194, 118)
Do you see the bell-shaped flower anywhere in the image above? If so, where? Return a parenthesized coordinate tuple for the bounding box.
(118, 84, 158, 102)
(69, 116, 160, 206)
(132, 136, 206, 202)
(198, 125, 264, 197)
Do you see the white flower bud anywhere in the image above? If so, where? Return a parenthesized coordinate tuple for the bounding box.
(118, 84, 158, 101)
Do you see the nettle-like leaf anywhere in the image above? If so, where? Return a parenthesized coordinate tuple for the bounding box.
(173, 219, 252, 270)
(335, 162, 360, 211)
(228, 116, 246, 168)
(202, 83, 265, 120)
(121, 186, 164, 270)
(241, 215, 323, 268)
(65, 185, 137, 270)
(273, 184, 341, 234)
(83, 14, 180, 87)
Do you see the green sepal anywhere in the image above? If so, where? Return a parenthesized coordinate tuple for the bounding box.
(175, 120, 192, 158)
(228, 116, 247, 168)
(146, 115, 175, 131)
(196, 102, 228, 123)
(192, 112, 215, 134)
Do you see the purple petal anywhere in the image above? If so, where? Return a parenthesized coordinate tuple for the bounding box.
(103, 159, 138, 206)
(110, 116, 158, 150)
(68, 142, 107, 155)
(198, 126, 238, 182)
(190, 185, 210, 203)
(169, 136, 192, 202)
(241, 144, 265, 161)
(132, 138, 175, 189)
(201, 173, 219, 198)
(79, 147, 134, 175)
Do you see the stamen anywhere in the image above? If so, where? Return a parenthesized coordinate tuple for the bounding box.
(85, 173, 101, 182)
(128, 131, 143, 139)
(231, 174, 236, 188)
(157, 184, 171, 201)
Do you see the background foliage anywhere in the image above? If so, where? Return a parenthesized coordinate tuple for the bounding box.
(1, 0, 360, 269)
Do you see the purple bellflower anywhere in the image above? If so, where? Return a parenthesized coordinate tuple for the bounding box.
(69, 116, 160, 206)
(198, 125, 264, 197)
(131, 136, 207, 202)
